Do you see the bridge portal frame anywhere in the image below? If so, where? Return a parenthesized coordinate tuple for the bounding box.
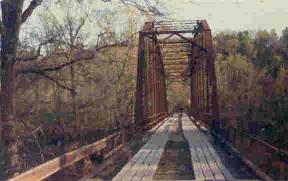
(135, 20, 219, 128)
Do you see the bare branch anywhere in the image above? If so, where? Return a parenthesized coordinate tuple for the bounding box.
(119, 0, 164, 16)
(17, 47, 41, 62)
(96, 32, 115, 47)
(0, 20, 3, 34)
(30, 70, 77, 94)
(18, 41, 129, 75)
(101, 0, 164, 16)
(22, 0, 43, 23)
(74, 17, 87, 40)
(16, 37, 56, 62)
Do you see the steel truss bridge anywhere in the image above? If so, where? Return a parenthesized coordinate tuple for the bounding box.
(9, 20, 288, 181)
(135, 20, 219, 129)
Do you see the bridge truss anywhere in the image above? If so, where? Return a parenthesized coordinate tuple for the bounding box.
(134, 20, 219, 128)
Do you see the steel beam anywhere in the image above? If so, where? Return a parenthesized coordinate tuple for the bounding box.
(135, 19, 219, 130)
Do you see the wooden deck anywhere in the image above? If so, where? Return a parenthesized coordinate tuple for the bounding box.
(112, 114, 236, 181)
(112, 116, 177, 181)
(182, 115, 234, 181)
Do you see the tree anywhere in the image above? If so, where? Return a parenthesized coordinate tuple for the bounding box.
(0, 0, 166, 179)
(0, 1, 43, 178)
(281, 27, 288, 49)
(39, 2, 89, 130)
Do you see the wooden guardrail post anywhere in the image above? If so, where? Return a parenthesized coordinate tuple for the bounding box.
(254, 141, 261, 166)
(121, 126, 127, 145)
(263, 151, 271, 174)
(279, 160, 285, 180)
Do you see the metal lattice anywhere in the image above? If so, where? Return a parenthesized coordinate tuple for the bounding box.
(135, 20, 219, 128)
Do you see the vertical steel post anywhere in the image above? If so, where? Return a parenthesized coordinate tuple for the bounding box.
(135, 33, 145, 125)
(202, 20, 220, 126)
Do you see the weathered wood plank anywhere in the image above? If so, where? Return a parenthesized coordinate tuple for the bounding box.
(9, 136, 109, 181)
(188, 122, 225, 180)
(141, 123, 172, 180)
(182, 117, 205, 180)
(182, 114, 233, 181)
(190, 122, 234, 181)
(199, 142, 225, 180)
(113, 117, 174, 181)
(123, 144, 156, 181)
(193, 132, 215, 180)
(133, 120, 171, 180)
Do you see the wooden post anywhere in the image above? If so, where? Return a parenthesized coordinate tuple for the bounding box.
(279, 160, 286, 179)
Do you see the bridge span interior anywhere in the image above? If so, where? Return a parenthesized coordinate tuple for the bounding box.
(135, 20, 219, 129)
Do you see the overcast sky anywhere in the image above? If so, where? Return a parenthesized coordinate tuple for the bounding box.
(23, 0, 288, 42)
(165, 0, 288, 35)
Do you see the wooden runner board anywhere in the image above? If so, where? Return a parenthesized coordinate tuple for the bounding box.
(112, 116, 177, 181)
(182, 114, 234, 181)
(194, 125, 234, 181)
(182, 117, 205, 180)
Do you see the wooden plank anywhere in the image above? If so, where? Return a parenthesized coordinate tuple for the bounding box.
(137, 117, 174, 180)
(131, 120, 172, 181)
(114, 131, 163, 181)
(142, 147, 165, 180)
(189, 124, 215, 176)
(182, 118, 205, 180)
(190, 122, 234, 181)
(113, 118, 173, 181)
(81, 118, 170, 181)
(194, 135, 215, 180)
(199, 142, 225, 180)
(131, 144, 162, 180)
(128, 144, 158, 181)
(113, 146, 152, 181)
(189, 144, 205, 180)
(9, 135, 108, 181)
(206, 142, 234, 181)
(132, 130, 168, 181)
(120, 142, 157, 180)
(141, 121, 172, 180)
(189, 123, 224, 180)
(182, 115, 230, 180)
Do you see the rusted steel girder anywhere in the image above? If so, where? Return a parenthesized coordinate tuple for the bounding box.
(165, 67, 189, 71)
(134, 22, 169, 127)
(162, 58, 189, 61)
(134, 20, 219, 129)
(190, 20, 219, 127)
(163, 62, 189, 65)
(134, 33, 145, 125)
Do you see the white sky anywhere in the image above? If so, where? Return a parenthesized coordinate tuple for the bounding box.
(165, 0, 288, 35)
(22, 0, 288, 42)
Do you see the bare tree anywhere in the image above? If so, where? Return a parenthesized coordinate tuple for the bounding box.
(0, 0, 165, 179)
(0, 1, 43, 179)
(39, 5, 88, 129)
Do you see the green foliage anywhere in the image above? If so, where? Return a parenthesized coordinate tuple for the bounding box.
(42, 112, 75, 124)
(166, 81, 190, 112)
(215, 28, 288, 149)
(259, 111, 288, 149)
(281, 27, 288, 49)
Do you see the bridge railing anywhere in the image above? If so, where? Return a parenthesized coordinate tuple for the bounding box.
(9, 114, 168, 181)
(212, 120, 288, 180)
(19, 127, 123, 172)
(9, 129, 124, 181)
(143, 112, 169, 130)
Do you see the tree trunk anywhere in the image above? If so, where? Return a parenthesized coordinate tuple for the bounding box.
(0, 1, 24, 179)
(69, 65, 77, 127)
(54, 82, 62, 112)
